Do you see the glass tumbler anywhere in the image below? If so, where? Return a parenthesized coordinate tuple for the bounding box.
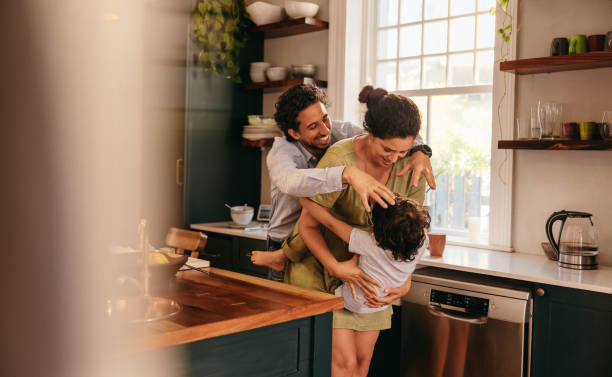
(551, 103, 564, 139)
(538, 101, 553, 139)
(530, 105, 540, 139)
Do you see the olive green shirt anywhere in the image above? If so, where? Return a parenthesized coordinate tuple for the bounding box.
(283, 137, 426, 293)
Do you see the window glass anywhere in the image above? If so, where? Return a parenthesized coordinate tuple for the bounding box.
(376, 62, 397, 91)
(475, 50, 493, 84)
(424, 0, 448, 20)
(449, 16, 475, 52)
(378, 0, 399, 27)
(400, 24, 422, 57)
(422, 55, 446, 88)
(477, 14, 495, 48)
(377, 29, 398, 59)
(423, 20, 448, 54)
(400, 0, 423, 24)
(450, 0, 474, 16)
(410, 95, 428, 140)
(398, 58, 421, 90)
(477, 0, 496, 12)
(428, 93, 492, 233)
(448, 52, 474, 86)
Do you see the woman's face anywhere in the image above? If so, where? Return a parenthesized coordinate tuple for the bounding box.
(368, 135, 415, 168)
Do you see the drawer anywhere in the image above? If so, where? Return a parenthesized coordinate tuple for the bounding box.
(203, 234, 233, 270)
(236, 237, 268, 277)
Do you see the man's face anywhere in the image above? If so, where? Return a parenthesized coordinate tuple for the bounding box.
(288, 102, 331, 154)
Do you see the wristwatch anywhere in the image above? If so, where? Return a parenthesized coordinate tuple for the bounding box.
(409, 144, 433, 158)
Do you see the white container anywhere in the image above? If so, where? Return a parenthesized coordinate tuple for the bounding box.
(266, 66, 287, 81)
(250, 70, 267, 83)
(250, 61, 271, 71)
(246, 2, 284, 26)
(230, 205, 254, 225)
(468, 217, 481, 242)
(284, 1, 319, 19)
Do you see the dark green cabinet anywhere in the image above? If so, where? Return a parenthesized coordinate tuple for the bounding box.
(205, 233, 267, 278)
(531, 284, 612, 377)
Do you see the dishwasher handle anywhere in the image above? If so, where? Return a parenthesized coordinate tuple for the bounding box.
(427, 304, 488, 325)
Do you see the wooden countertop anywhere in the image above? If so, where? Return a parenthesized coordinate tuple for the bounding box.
(118, 268, 344, 353)
(191, 221, 268, 241)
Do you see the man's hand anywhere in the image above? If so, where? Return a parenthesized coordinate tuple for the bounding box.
(330, 255, 381, 299)
(396, 151, 436, 190)
(364, 276, 412, 308)
(342, 165, 395, 212)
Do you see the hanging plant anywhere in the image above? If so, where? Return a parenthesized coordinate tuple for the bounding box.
(191, 0, 251, 82)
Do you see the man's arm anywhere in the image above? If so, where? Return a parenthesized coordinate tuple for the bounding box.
(268, 137, 395, 209)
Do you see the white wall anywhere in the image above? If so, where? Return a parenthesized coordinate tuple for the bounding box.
(511, 0, 612, 265)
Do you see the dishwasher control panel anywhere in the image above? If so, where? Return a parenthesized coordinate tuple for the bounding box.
(430, 289, 489, 316)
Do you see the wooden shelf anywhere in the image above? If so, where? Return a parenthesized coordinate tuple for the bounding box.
(241, 138, 274, 148)
(498, 139, 612, 150)
(250, 17, 328, 39)
(243, 77, 327, 91)
(499, 51, 612, 74)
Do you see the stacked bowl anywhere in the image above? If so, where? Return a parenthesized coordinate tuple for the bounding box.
(250, 62, 270, 83)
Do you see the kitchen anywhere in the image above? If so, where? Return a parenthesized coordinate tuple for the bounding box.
(2, 1, 611, 377)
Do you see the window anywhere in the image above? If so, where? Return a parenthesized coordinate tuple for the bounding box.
(367, 0, 497, 244)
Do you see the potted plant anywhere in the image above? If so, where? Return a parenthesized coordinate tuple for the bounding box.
(191, 0, 251, 82)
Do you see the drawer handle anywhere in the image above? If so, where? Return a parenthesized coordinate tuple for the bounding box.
(536, 288, 546, 297)
(427, 305, 487, 325)
(199, 251, 221, 258)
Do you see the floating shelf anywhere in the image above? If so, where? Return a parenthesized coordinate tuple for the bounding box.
(243, 77, 327, 91)
(498, 139, 612, 150)
(241, 138, 274, 148)
(250, 17, 329, 39)
(499, 51, 612, 74)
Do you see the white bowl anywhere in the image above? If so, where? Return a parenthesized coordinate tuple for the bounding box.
(266, 67, 287, 81)
(246, 2, 284, 26)
(284, 1, 319, 19)
(230, 205, 254, 225)
(250, 70, 267, 83)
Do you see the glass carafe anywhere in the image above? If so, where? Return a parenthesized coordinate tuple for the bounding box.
(546, 210, 598, 270)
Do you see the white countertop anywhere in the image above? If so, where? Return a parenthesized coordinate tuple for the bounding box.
(421, 245, 612, 295)
(190, 222, 612, 295)
(191, 221, 268, 241)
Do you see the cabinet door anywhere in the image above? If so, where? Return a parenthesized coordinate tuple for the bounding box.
(235, 237, 268, 278)
(531, 284, 612, 377)
(203, 233, 233, 270)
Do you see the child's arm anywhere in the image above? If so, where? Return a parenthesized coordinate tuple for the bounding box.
(298, 197, 352, 244)
(364, 275, 413, 308)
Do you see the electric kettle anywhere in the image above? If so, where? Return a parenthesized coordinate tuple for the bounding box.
(545, 210, 598, 270)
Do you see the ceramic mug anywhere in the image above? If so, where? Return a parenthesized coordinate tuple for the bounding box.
(428, 233, 446, 257)
(587, 35, 605, 52)
(561, 122, 579, 139)
(579, 122, 596, 140)
(550, 37, 569, 56)
(606, 31, 612, 50)
(569, 34, 588, 54)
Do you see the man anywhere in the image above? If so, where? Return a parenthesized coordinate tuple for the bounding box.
(254, 84, 435, 281)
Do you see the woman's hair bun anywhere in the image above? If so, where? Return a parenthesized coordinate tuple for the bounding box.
(358, 85, 387, 105)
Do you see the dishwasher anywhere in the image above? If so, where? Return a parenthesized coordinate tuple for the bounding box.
(401, 267, 532, 377)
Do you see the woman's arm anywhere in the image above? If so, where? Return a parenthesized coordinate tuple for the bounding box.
(297, 202, 380, 297)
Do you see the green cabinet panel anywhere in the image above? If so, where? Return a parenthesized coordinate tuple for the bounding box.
(235, 237, 268, 277)
(531, 284, 612, 377)
(205, 233, 266, 277)
(203, 233, 233, 270)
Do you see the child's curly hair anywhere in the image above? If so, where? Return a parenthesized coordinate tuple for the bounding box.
(371, 196, 430, 261)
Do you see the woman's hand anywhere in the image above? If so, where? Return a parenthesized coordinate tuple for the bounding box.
(330, 255, 381, 299)
(396, 151, 436, 190)
(364, 276, 412, 308)
(342, 166, 395, 211)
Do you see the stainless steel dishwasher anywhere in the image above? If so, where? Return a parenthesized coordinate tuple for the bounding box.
(401, 267, 532, 377)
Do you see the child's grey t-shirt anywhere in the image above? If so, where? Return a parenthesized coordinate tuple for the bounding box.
(335, 228, 427, 313)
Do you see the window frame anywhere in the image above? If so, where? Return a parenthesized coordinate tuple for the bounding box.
(328, 0, 517, 251)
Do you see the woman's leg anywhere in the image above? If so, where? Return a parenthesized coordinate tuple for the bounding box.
(353, 330, 380, 377)
(332, 328, 357, 377)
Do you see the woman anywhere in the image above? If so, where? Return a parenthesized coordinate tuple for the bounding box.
(284, 85, 426, 377)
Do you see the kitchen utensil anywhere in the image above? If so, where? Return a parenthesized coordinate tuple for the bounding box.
(546, 210, 598, 270)
(561, 122, 579, 139)
(569, 34, 588, 54)
(246, 2, 284, 26)
(230, 204, 254, 225)
(265, 66, 287, 81)
(600, 111, 612, 139)
(515, 117, 529, 140)
(606, 31, 612, 50)
(290, 64, 316, 78)
(250, 70, 267, 83)
(579, 121, 596, 140)
(550, 37, 569, 56)
(587, 34, 605, 52)
(428, 234, 446, 257)
(284, 1, 319, 19)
